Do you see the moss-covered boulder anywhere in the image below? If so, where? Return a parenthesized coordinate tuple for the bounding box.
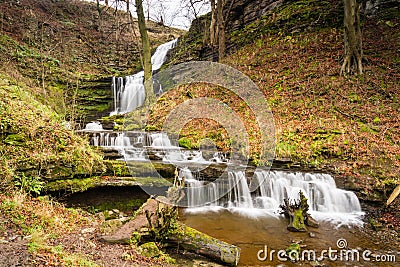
(137, 242, 161, 258)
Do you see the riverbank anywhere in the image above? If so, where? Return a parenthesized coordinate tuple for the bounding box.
(1, 189, 398, 266)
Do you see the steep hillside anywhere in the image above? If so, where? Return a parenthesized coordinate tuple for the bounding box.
(166, 0, 400, 205)
(0, 0, 183, 120)
(0, 1, 184, 265)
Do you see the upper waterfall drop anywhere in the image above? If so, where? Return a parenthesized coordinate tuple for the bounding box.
(151, 39, 178, 71)
(110, 39, 178, 115)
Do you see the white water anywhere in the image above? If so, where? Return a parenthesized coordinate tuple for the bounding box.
(151, 39, 178, 71)
(84, 121, 103, 131)
(110, 39, 178, 115)
(149, 132, 174, 147)
(185, 170, 364, 226)
(90, 132, 131, 147)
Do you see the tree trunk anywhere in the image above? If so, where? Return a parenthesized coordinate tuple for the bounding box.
(216, 0, 225, 59)
(135, 0, 154, 105)
(341, 0, 363, 76)
(280, 191, 319, 232)
(209, 0, 217, 46)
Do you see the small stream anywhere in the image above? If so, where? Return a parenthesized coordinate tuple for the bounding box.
(61, 185, 398, 266)
(181, 208, 398, 266)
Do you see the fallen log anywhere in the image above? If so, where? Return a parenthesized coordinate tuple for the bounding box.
(100, 196, 240, 266)
(167, 222, 240, 266)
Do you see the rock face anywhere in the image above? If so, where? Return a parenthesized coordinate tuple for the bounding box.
(169, 0, 284, 62)
(225, 0, 283, 32)
(363, 0, 400, 15)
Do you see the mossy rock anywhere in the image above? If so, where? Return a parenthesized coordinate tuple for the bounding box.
(100, 219, 123, 235)
(137, 242, 161, 258)
(45, 165, 74, 179)
(45, 177, 100, 192)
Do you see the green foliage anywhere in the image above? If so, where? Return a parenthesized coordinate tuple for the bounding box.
(13, 173, 45, 195)
(0, 80, 105, 184)
(178, 137, 195, 149)
(4, 134, 25, 146)
(286, 243, 301, 261)
(130, 231, 142, 245)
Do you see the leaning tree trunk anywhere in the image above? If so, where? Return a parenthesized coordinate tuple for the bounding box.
(341, 0, 363, 76)
(135, 0, 154, 105)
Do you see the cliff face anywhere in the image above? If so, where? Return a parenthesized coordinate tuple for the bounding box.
(170, 0, 399, 64)
(169, 0, 284, 63)
(225, 0, 283, 31)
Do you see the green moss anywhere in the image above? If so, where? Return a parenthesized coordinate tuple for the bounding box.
(89, 198, 146, 215)
(144, 125, 160, 131)
(286, 243, 301, 261)
(178, 137, 194, 149)
(104, 160, 131, 176)
(0, 81, 105, 187)
(4, 134, 25, 146)
(45, 177, 101, 193)
(293, 209, 306, 231)
(137, 242, 160, 258)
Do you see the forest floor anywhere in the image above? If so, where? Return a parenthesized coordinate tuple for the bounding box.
(0, 192, 227, 266)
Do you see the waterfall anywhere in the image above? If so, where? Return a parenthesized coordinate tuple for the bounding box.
(114, 132, 131, 147)
(150, 132, 173, 147)
(185, 170, 363, 225)
(110, 39, 178, 115)
(85, 121, 103, 131)
(151, 39, 178, 71)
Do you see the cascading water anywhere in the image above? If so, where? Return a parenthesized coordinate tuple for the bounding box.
(151, 39, 179, 71)
(110, 39, 178, 115)
(185, 170, 364, 226)
(150, 132, 174, 147)
(84, 121, 103, 131)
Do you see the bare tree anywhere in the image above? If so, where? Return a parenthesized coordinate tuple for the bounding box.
(209, 0, 217, 46)
(181, 0, 210, 21)
(341, 0, 363, 76)
(216, 0, 225, 58)
(213, 0, 234, 59)
(135, 0, 153, 103)
(144, 0, 152, 20)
